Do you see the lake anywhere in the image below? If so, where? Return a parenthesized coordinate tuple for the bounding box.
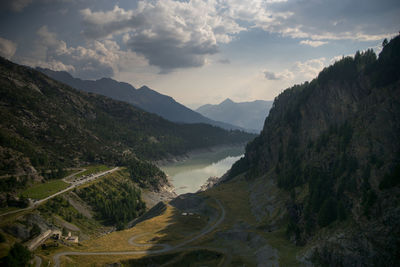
(160, 146, 244, 195)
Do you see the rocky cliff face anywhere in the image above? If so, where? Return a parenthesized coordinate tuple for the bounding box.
(230, 36, 400, 266)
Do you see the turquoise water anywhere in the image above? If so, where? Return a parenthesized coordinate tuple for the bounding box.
(160, 146, 244, 195)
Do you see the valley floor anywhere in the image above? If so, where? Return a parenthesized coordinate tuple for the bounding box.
(1, 165, 306, 267)
(37, 176, 305, 267)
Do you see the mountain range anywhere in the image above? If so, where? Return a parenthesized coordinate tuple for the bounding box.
(36, 68, 246, 132)
(197, 98, 273, 132)
(0, 57, 254, 179)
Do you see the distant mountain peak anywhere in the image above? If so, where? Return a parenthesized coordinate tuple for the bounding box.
(196, 98, 273, 132)
(138, 85, 151, 91)
(221, 98, 234, 104)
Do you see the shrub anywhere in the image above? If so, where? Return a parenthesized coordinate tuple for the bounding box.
(29, 223, 41, 238)
(317, 198, 337, 227)
(0, 232, 5, 243)
(379, 164, 400, 190)
(2, 243, 32, 267)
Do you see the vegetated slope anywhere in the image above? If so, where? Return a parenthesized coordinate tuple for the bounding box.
(197, 98, 273, 132)
(37, 68, 245, 131)
(73, 170, 146, 229)
(0, 170, 145, 253)
(0, 58, 255, 178)
(228, 36, 400, 266)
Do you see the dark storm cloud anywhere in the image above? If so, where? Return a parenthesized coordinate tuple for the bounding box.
(128, 34, 218, 74)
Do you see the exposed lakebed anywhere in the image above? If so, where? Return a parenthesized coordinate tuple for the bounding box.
(160, 146, 244, 195)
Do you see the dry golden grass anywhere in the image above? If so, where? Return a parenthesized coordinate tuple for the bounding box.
(75, 203, 207, 253)
(52, 202, 210, 266)
(62, 254, 160, 267)
(76, 205, 174, 252)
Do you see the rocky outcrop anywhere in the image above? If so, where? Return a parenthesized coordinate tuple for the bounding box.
(198, 176, 220, 192)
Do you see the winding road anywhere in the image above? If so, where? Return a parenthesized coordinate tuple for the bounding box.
(53, 199, 227, 267)
(0, 167, 119, 218)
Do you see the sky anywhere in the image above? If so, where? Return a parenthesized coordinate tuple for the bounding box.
(0, 0, 399, 108)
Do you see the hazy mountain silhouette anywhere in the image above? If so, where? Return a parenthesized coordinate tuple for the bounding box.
(196, 98, 273, 132)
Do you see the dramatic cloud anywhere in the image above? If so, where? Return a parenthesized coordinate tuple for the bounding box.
(1, 0, 398, 105)
(0, 37, 17, 59)
(300, 40, 328, 47)
(80, 1, 244, 73)
(80, 6, 136, 39)
(76, 0, 399, 75)
(79, 0, 398, 74)
(219, 0, 292, 25)
(25, 26, 146, 79)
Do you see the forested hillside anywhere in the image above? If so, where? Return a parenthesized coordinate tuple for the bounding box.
(229, 36, 400, 266)
(74, 172, 146, 229)
(0, 57, 254, 179)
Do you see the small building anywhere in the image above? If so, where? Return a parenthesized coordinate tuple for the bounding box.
(66, 236, 79, 243)
(65, 232, 79, 243)
(51, 230, 62, 240)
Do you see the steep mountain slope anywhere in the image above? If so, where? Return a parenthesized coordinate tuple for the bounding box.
(228, 36, 400, 266)
(0, 57, 255, 178)
(197, 98, 273, 132)
(36, 68, 245, 131)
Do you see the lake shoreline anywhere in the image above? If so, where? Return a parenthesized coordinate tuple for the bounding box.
(155, 143, 246, 167)
(159, 145, 245, 195)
